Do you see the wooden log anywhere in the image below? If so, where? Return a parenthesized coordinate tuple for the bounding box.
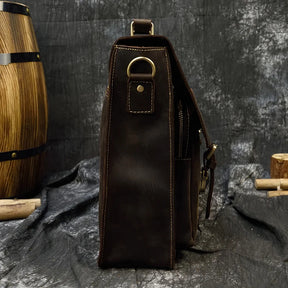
(255, 179, 280, 190)
(255, 179, 288, 190)
(280, 181, 288, 190)
(267, 191, 288, 198)
(271, 154, 288, 178)
(0, 198, 41, 208)
(0, 202, 36, 221)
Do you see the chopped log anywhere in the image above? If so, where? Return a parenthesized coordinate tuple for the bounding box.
(267, 191, 288, 198)
(255, 179, 288, 190)
(0, 203, 36, 221)
(271, 154, 288, 178)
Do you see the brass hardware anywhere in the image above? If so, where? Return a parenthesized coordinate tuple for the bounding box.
(11, 152, 17, 159)
(127, 56, 156, 78)
(130, 21, 154, 36)
(26, 7, 29, 13)
(206, 144, 217, 160)
(200, 169, 208, 192)
(137, 85, 144, 93)
(198, 129, 202, 145)
(37, 54, 40, 59)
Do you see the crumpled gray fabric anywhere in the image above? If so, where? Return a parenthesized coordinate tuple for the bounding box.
(0, 158, 287, 287)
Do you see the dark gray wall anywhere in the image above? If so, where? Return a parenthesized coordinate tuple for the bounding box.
(20, 1, 288, 183)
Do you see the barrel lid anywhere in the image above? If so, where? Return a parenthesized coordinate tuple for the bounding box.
(0, 1, 30, 16)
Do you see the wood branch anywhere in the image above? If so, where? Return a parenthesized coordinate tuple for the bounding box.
(0, 199, 41, 208)
(271, 154, 288, 178)
(255, 179, 288, 190)
(267, 191, 288, 198)
(0, 203, 36, 221)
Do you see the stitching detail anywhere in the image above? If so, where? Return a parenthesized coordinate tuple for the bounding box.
(99, 48, 118, 265)
(128, 81, 154, 114)
(116, 46, 165, 52)
(164, 48, 175, 268)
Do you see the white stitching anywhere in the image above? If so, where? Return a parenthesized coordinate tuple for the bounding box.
(116, 45, 165, 52)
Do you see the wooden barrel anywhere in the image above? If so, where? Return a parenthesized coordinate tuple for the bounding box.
(0, 1, 48, 198)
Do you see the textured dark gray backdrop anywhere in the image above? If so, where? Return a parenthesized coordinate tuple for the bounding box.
(1, 2, 288, 286)
(21, 1, 288, 196)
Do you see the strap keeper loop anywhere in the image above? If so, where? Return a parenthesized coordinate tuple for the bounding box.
(206, 143, 217, 160)
(130, 19, 154, 36)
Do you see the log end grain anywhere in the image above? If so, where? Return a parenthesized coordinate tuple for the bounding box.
(271, 154, 288, 178)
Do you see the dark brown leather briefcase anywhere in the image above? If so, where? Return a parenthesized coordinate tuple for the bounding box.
(98, 19, 216, 269)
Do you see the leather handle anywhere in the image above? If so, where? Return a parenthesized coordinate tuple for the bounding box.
(131, 19, 154, 35)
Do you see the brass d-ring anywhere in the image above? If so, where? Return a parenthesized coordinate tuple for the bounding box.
(127, 56, 156, 78)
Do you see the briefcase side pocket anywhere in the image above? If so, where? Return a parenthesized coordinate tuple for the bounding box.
(175, 96, 201, 247)
(175, 158, 193, 247)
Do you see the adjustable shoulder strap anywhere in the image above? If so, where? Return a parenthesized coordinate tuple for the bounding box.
(164, 38, 217, 219)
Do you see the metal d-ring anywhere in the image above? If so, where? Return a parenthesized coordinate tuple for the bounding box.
(127, 56, 156, 78)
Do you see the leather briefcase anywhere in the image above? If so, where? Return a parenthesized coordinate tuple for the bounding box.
(98, 19, 217, 269)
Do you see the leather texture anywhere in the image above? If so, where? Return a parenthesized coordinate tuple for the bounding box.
(99, 45, 174, 269)
(99, 22, 216, 269)
(131, 19, 153, 35)
(0, 144, 46, 162)
(0, 2, 31, 16)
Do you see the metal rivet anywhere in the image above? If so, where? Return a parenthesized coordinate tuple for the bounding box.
(26, 7, 29, 13)
(37, 54, 40, 59)
(11, 152, 17, 159)
(137, 85, 144, 93)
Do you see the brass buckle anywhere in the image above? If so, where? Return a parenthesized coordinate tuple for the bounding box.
(206, 144, 217, 160)
(200, 169, 209, 192)
(130, 21, 154, 36)
(127, 56, 156, 78)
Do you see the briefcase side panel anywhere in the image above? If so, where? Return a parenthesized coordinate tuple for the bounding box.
(99, 87, 109, 250)
(99, 45, 175, 269)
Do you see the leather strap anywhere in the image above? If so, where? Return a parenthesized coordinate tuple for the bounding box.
(132, 19, 153, 35)
(206, 160, 215, 217)
(0, 144, 46, 162)
(0, 2, 30, 16)
(203, 149, 216, 218)
(0, 52, 41, 65)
